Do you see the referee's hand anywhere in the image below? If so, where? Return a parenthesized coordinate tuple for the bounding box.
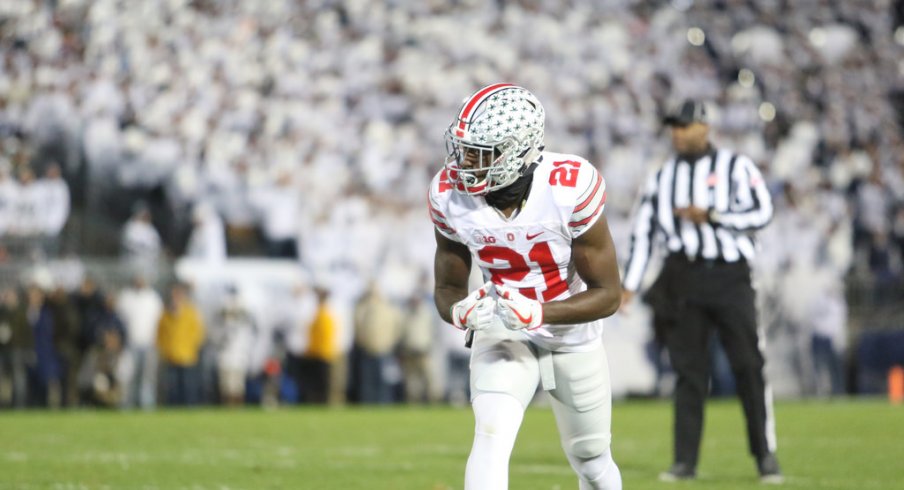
(619, 289, 635, 314)
(674, 206, 709, 224)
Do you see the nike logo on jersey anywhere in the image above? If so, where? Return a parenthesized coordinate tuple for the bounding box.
(526, 231, 544, 240)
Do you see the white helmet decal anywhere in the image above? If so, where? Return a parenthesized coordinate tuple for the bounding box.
(444, 84, 545, 196)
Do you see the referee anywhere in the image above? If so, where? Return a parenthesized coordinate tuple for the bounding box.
(620, 99, 782, 484)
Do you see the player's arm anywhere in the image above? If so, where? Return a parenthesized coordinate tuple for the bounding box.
(433, 230, 473, 324)
(542, 214, 621, 323)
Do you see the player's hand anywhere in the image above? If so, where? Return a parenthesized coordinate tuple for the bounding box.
(451, 281, 497, 331)
(495, 285, 543, 331)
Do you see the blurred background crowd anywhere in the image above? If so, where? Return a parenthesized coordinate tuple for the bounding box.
(1, 0, 904, 409)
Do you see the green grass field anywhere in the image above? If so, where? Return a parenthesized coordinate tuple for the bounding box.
(1, 400, 901, 489)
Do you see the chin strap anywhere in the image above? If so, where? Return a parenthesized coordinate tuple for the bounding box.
(485, 161, 539, 210)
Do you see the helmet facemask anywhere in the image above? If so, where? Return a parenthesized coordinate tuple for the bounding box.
(444, 131, 532, 196)
(443, 85, 545, 197)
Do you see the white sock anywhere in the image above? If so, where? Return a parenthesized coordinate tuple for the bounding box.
(567, 450, 622, 490)
(465, 393, 525, 490)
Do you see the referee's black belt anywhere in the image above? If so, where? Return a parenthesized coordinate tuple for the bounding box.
(666, 253, 747, 269)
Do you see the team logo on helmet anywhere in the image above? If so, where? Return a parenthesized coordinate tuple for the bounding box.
(444, 84, 545, 196)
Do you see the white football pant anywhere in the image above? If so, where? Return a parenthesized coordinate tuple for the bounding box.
(466, 324, 621, 489)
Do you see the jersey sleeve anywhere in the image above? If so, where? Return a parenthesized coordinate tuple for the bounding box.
(427, 169, 461, 242)
(566, 162, 607, 238)
(714, 155, 773, 231)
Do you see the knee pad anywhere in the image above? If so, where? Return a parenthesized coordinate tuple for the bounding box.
(472, 393, 524, 438)
(567, 449, 616, 484)
(567, 434, 612, 459)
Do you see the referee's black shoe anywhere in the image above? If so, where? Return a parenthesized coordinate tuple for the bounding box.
(757, 453, 784, 484)
(658, 463, 696, 482)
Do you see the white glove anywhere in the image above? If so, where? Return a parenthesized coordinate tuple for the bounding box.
(451, 281, 497, 331)
(495, 285, 544, 331)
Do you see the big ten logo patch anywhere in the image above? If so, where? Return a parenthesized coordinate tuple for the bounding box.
(471, 232, 498, 245)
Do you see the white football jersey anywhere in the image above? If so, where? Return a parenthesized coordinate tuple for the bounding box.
(429, 151, 608, 352)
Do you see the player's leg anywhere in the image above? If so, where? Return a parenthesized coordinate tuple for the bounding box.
(548, 344, 621, 490)
(466, 326, 541, 490)
(466, 393, 525, 490)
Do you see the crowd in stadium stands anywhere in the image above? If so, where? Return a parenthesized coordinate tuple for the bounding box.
(0, 161, 70, 259)
(1, 0, 904, 407)
(0, 271, 459, 409)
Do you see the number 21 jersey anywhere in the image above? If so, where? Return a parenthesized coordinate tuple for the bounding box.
(429, 151, 608, 352)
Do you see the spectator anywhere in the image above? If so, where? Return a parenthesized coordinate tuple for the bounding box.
(26, 284, 60, 407)
(352, 283, 402, 404)
(121, 202, 162, 264)
(398, 292, 439, 404)
(0, 162, 19, 237)
(892, 206, 904, 266)
(116, 274, 164, 409)
(70, 276, 106, 362)
(83, 326, 126, 408)
(211, 160, 259, 256)
(80, 296, 127, 408)
(22, 77, 80, 174)
(298, 288, 338, 404)
(0, 288, 31, 408)
(212, 286, 255, 406)
(184, 202, 226, 262)
(807, 279, 848, 396)
(45, 285, 80, 407)
(325, 277, 359, 407)
(0, 97, 20, 138)
(13, 167, 43, 241)
(250, 169, 301, 259)
(157, 283, 205, 406)
(36, 162, 70, 255)
(867, 231, 899, 305)
(258, 337, 286, 409)
(283, 283, 317, 404)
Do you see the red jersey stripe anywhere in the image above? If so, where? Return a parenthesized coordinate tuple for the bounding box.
(431, 216, 455, 233)
(569, 197, 605, 227)
(426, 186, 447, 218)
(573, 174, 603, 214)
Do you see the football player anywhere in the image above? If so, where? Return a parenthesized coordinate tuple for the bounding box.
(430, 84, 623, 489)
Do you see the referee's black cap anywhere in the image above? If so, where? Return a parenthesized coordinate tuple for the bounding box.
(663, 99, 708, 126)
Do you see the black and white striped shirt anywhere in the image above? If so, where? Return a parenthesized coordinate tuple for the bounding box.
(623, 147, 773, 292)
